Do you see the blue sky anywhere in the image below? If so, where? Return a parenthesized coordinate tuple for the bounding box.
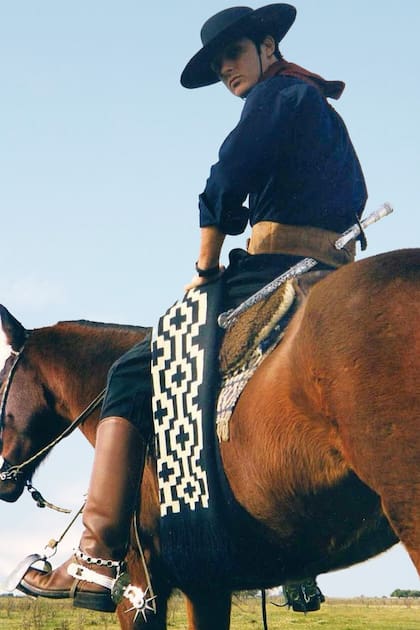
(0, 1, 419, 598)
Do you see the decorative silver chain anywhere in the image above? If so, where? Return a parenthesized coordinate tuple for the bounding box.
(74, 547, 121, 569)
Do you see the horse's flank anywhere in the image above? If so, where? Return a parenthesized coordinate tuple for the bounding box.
(222, 249, 419, 577)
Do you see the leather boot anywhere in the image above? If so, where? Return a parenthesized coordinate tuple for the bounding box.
(18, 416, 145, 612)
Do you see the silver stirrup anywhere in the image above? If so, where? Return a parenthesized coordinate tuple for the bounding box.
(1, 554, 52, 592)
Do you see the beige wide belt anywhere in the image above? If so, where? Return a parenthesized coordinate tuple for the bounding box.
(247, 221, 355, 268)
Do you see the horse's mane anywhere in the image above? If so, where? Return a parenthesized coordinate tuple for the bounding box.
(26, 320, 151, 352)
(24, 320, 151, 373)
(56, 319, 151, 334)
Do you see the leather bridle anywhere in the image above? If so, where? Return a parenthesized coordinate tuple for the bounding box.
(0, 337, 105, 505)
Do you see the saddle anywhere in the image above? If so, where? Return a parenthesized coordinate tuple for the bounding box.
(219, 279, 296, 376)
(216, 279, 298, 441)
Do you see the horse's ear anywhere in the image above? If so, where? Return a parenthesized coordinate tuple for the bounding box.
(0, 305, 27, 351)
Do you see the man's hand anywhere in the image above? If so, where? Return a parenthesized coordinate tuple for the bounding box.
(185, 226, 226, 292)
(184, 266, 224, 292)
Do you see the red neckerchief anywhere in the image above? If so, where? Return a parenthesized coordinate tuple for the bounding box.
(262, 59, 345, 99)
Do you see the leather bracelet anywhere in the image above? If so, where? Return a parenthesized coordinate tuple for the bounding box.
(195, 261, 220, 278)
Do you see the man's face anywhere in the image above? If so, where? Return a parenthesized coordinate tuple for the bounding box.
(211, 36, 276, 98)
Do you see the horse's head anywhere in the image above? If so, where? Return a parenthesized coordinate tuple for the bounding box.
(0, 305, 63, 502)
(0, 308, 150, 505)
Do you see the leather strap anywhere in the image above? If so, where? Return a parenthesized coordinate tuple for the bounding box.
(67, 562, 115, 590)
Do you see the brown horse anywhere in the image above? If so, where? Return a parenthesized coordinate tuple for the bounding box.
(1, 248, 419, 629)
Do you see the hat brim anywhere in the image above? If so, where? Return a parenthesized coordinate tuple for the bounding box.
(181, 4, 296, 89)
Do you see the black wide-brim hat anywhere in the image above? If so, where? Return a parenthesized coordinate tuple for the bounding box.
(181, 4, 296, 89)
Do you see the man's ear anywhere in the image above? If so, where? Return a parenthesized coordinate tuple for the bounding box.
(261, 35, 277, 58)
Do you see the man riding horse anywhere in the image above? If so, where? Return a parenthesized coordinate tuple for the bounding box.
(19, 4, 367, 612)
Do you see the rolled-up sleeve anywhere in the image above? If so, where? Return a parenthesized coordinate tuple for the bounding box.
(198, 80, 295, 234)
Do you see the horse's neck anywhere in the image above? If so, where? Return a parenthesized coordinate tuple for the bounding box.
(33, 326, 143, 428)
(39, 346, 107, 424)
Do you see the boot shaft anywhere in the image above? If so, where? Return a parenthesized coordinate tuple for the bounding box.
(81, 416, 145, 560)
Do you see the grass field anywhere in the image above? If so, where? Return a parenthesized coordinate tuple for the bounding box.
(0, 595, 419, 630)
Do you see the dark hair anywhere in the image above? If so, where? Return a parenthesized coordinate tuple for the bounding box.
(247, 29, 283, 60)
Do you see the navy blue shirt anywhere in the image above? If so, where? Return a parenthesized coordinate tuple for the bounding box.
(199, 75, 367, 235)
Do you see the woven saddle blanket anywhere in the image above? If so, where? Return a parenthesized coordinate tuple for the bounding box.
(150, 279, 296, 590)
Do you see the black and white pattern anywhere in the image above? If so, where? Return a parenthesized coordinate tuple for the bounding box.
(151, 289, 210, 517)
(149, 279, 294, 591)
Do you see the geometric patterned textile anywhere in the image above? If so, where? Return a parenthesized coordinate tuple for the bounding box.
(151, 281, 237, 591)
(148, 277, 296, 591)
(151, 288, 211, 517)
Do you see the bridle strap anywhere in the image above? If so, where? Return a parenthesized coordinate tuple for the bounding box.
(0, 347, 25, 436)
